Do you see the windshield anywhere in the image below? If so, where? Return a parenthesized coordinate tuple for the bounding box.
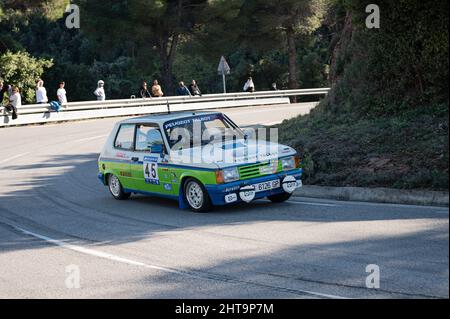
(164, 114, 245, 150)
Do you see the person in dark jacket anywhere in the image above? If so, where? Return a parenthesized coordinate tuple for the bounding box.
(188, 80, 202, 96)
(0, 79, 12, 101)
(176, 81, 192, 96)
(139, 81, 152, 98)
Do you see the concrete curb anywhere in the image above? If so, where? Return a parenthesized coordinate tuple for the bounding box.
(294, 185, 449, 207)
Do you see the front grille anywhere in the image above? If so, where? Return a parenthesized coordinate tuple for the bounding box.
(238, 160, 280, 180)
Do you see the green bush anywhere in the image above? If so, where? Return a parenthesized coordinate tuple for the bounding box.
(0, 51, 53, 103)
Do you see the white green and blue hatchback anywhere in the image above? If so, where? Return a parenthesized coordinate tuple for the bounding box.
(98, 111, 303, 212)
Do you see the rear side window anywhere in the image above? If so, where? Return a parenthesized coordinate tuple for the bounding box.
(114, 124, 135, 150)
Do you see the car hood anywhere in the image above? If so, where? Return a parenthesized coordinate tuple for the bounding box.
(169, 139, 296, 169)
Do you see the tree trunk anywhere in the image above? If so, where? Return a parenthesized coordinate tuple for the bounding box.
(158, 0, 183, 96)
(159, 34, 179, 96)
(286, 26, 298, 102)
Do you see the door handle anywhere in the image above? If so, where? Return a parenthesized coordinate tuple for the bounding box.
(131, 157, 139, 162)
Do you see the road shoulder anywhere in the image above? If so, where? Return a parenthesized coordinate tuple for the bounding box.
(295, 185, 449, 207)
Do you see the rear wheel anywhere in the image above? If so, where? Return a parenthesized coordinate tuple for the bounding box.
(268, 192, 292, 203)
(108, 174, 131, 200)
(183, 178, 212, 213)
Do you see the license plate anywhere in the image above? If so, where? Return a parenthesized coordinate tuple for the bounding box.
(253, 180, 280, 193)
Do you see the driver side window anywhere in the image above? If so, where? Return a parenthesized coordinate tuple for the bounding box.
(135, 124, 164, 153)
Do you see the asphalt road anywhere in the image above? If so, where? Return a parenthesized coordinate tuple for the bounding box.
(0, 104, 448, 299)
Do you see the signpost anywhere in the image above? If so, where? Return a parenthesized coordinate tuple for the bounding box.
(217, 56, 231, 93)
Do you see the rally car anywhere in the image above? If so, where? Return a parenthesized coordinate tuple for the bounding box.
(98, 111, 303, 212)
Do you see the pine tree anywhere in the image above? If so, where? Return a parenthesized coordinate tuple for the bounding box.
(78, 0, 209, 95)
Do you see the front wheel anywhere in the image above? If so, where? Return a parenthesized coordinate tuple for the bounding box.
(268, 192, 292, 203)
(183, 178, 212, 212)
(108, 174, 131, 200)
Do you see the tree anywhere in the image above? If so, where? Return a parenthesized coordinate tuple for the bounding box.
(236, 0, 326, 90)
(0, 0, 69, 53)
(327, 0, 449, 115)
(0, 50, 53, 103)
(77, 0, 209, 95)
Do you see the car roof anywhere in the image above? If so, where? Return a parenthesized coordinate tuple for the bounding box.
(118, 111, 222, 125)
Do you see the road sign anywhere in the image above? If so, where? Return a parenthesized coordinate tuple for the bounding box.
(218, 56, 231, 75)
(218, 56, 231, 93)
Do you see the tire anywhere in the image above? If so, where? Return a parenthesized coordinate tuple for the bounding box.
(108, 174, 131, 200)
(183, 178, 212, 212)
(268, 192, 292, 203)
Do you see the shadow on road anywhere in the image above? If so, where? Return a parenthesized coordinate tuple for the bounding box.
(0, 152, 448, 298)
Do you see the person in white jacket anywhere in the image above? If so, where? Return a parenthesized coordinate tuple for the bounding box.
(36, 79, 48, 104)
(243, 77, 255, 93)
(9, 86, 22, 108)
(6, 86, 21, 120)
(94, 80, 106, 101)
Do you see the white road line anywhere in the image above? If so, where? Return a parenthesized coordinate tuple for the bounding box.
(339, 200, 450, 212)
(14, 225, 349, 299)
(0, 152, 31, 165)
(14, 226, 188, 276)
(293, 196, 449, 212)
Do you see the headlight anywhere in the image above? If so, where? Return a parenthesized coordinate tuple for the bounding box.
(282, 156, 296, 171)
(222, 167, 240, 183)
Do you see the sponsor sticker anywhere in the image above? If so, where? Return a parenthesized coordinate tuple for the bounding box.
(259, 160, 278, 175)
(282, 176, 297, 193)
(119, 171, 132, 177)
(116, 152, 128, 159)
(239, 186, 256, 203)
(225, 193, 238, 204)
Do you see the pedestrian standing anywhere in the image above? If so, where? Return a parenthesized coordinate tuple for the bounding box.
(243, 77, 255, 93)
(176, 81, 192, 96)
(271, 83, 279, 91)
(151, 80, 164, 97)
(36, 79, 49, 104)
(139, 81, 152, 98)
(94, 80, 106, 101)
(188, 80, 202, 96)
(57, 81, 68, 104)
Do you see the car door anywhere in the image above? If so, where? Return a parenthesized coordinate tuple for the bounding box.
(131, 123, 166, 194)
(111, 123, 136, 188)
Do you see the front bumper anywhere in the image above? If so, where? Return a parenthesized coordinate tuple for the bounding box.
(205, 169, 302, 206)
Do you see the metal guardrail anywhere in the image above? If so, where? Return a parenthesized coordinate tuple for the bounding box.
(0, 88, 330, 127)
